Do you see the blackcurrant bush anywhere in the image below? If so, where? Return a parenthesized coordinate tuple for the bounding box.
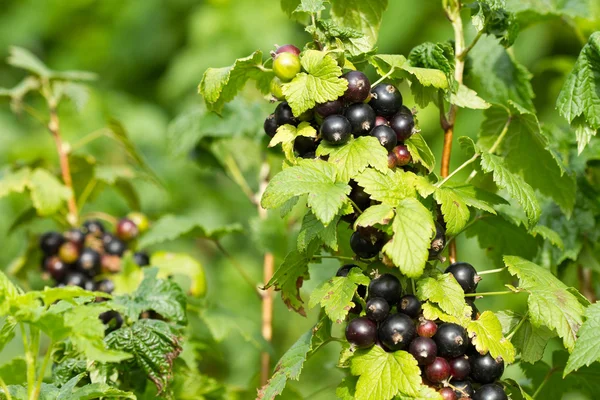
(349, 230, 384, 259)
(44, 256, 68, 281)
(375, 116, 389, 126)
(368, 273, 401, 304)
(369, 84, 402, 117)
(127, 212, 149, 233)
(77, 248, 101, 276)
(392, 145, 411, 166)
(439, 387, 457, 400)
(445, 262, 480, 293)
(100, 310, 123, 333)
(40, 232, 65, 255)
(428, 222, 446, 260)
(64, 271, 87, 287)
(273, 52, 301, 82)
(389, 111, 415, 141)
(345, 316, 377, 348)
(349, 181, 371, 211)
(83, 220, 105, 237)
(274, 44, 301, 57)
(320, 115, 352, 145)
(274, 102, 297, 126)
(417, 319, 438, 338)
(451, 380, 475, 398)
(264, 113, 278, 137)
(58, 242, 80, 264)
(449, 355, 471, 380)
(293, 135, 318, 157)
(366, 297, 390, 322)
(342, 71, 371, 103)
(370, 125, 397, 152)
(344, 103, 376, 136)
(104, 236, 127, 257)
(387, 152, 397, 169)
(378, 313, 416, 351)
(434, 323, 468, 358)
(408, 336, 437, 365)
(96, 279, 115, 294)
(134, 251, 150, 267)
(398, 294, 422, 318)
(470, 352, 504, 384)
(472, 384, 507, 400)
(64, 229, 85, 248)
(315, 99, 343, 118)
(466, 297, 480, 320)
(425, 357, 451, 383)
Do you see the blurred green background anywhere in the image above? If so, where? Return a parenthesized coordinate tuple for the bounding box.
(0, 0, 593, 398)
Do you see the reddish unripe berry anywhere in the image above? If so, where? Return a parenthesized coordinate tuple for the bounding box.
(274, 44, 301, 57)
(439, 387, 457, 400)
(58, 242, 79, 264)
(44, 256, 68, 281)
(393, 145, 411, 166)
(417, 319, 438, 338)
(375, 115, 389, 127)
(387, 152, 397, 169)
(342, 70, 371, 103)
(116, 218, 139, 242)
(426, 357, 451, 383)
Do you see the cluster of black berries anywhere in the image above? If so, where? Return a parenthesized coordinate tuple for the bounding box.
(341, 263, 507, 400)
(264, 44, 416, 168)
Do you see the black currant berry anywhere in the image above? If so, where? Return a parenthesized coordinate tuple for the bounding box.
(264, 113, 278, 137)
(425, 357, 451, 383)
(134, 251, 150, 267)
(428, 222, 446, 260)
(472, 384, 507, 400)
(44, 256, 68, 281)
(40, 232, 65, 256)
(378, 313, 416, 351)
(64, 271, 87, 287)
(451, 380, 475, 398)
(470, 352, 504, 384)
(315, 99, 343, 118)
(58, 242, 80, 264)
(320, 115, 352, 145)
(96, 279, 115, 294)
(342, 71, 371, 103)
(408, 336, 437, 365)
(466, 297, 480, 320)
(100, 310, 123, 333)
(274, 44, 301, 57)
(370, 125, 397, 152)
(349, 181, 371, 211)
(294, 136, 318, 157)
(344, 103, 376, 136)
(104, 237, 126, 257)
(392, 145, 411, 167)
(366, 297, 390, 322)
(77, 248, 101, 276)
(434, 323, 468, 358)
(449, 355, 471, 380)
(64, 229, 86, 248)
(417, 319, 438, 338)
(445, 262, 480, 293)
(349, 230, 383, 259)
(83, 279, 96, 291)
(369, 84, 402, 117)
(274, 102, 297, 126)
(83, 220, 105, 237)
(345, 316, 377, 348)
(375, 116, 389, 127)
(389, 111, 415, 141)
(387, 152, 397, 169)
(439, 387, 457, 400)
(398, 294, 422, 318)
(368, 273, 401, 304)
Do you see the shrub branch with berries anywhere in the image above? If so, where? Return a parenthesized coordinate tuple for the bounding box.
(199, 0, 600, 399)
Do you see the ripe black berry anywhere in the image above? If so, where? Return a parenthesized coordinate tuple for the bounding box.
(378, 313, 416, 351)
(274, 102, 297, 126)
(344, 103, 376, 136)
(445, 262, 480, 293)
(370, 125, 397, 151)
(58, 242, 79, 264)
(294, 136, 318, 157)
(104, 236, 126, 257)
(434, 323, 468, 358)
(449, 355, 471, 380)
(320, 115, 352, 145)
(473, 384, 507, 400)
(451, 380, 475, 398)
(40, 232, 65, 256)
(342, 71, 371, 103)
(389, 111, 415, 141)
(439, 387, 457, 400)
(425, 357, 451, 383)
(134, 251, 150, 267)
(368, 273, 401, 304)
(408, 336, 437, 365)
(100, 310, 123, 333)
(44, 256, 68, 281)
(77, 248, 101, 276)
(369, 84, 402, 117)
(349, 181, 371, 211)
(366, 297, 390, 322)
(83, 220, 105, 237)
(264, 113, 278, 137)
(470, 352, 504, 384)
(345, 316, 377, 348)
(392, 145, 411, 166)
(96, 279, 115, 294)
(274, 44, 301, 57)
(398, 294, 422, 318)
(315, 99, 343, 118)
(64, 271, 87, 287)
(349, 230, 383, 259)
(64, 229, 86, 248)
(428, 222, 446, 260)
(417, 319, 438, 338)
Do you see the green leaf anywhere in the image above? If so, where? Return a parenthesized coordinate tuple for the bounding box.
(556, 32, 600, 153)
(354, 169, 417, 206)
(467, 311, 516, 363)
(506, 0, 595, 26)
(105, 319, 182, 394)
(530, 224, 564, 249)
(469, 1, 518, 46)
(0, 168, 31, 198)
(261, 159, 351, 225)
(139, 214, 242, 248)
(317, 136, 388, 182)
(565, 302, 600, 375)
(0, 272, 21, 316)
(0, 317, 16, 353)
(450, 84, 492, 109)
(513, 317, 556, 363)
(433, 187, 470, 235)
(265, 248, 314, 315)
(408, 42, 454, 77)
(270, 122, 317, 163)
(370, 54, 449, 91)
(7, 46, 51, 77)
(383, 197, 435, 278)
(447, 183, 508, 214)
(0, 358, 26, 385)
(329, 0, 389, 56)
(151, 252, 207, 297)
(27, 169, 72, 216)
(297, 212, 340, 252)
(350, 345, 421, 399)
(282, 50, 348, 116)
(354, 204, 395, 229)
(63, 382, 136, 399)
(199, 51, 272, 113)
(404, 133, 436, 172)
(309, 268, 369, 323)
(397, 385, 444, 400)
(294, 0, 326, 13)
(417, 273, 471, 321)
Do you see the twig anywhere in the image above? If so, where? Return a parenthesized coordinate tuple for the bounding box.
(371, 67, 396, 87)
(223, 154, 257, 206)
(506, 312, 527, 341)
(312, 255, 363, 263)
(458, 30, 483, 60)
(81, 211, 117, 226)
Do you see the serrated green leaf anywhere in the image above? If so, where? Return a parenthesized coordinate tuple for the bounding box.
(330, 0, 389, 56)
(62, 382, 136, 399)
(467, 311, 516, 363)
(383, 197, 435, 278)
(530, 225, 564, 249)
(450, 84, 491, 109)
(397, 385, 444, 400)
(350, 346, 421, 399)
(309, 268, 369, 323)
(405, 133, 436, 172)
(513, 317, 555, 363)
(270, 122, 317, 163)
(261, 159, 351, 225)
(447, 183, 508, 214)
(0, 272, 21, 316)
(422, 302, 469, 326)
(565, 302, 600, 375)
(151, 252, 207, 297)
(0, 317, 16, 353)
(27, 169, 71, 216)
(294, 0, 326, 13)
(0, 358, 26, 385)
(503, 378, 535, 400)
(317, 136, 388, 182)
(94, 165, 136, 185)
(433, 187, 470, 235)
(265, 248, 314, 315)
(354, 169, 417, 206)
(408, 42, 454, 77)
(7, 46, 51, 77)
(506, 0, 595, 27)
(297, 212, 340, 252)
(417, 273, 471, 320)
(282, 50, 347, 116)
(0, 168, 31, 198)
(354, 204, 395, 229)
(336, 377, 357, 400)
(370, 54, 449, 90)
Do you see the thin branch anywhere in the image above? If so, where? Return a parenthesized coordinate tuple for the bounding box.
(223, 154, 257, 206)
(312, 255, 365, 263)
(81, 211, 117, 226)
(70, 128, 109, 151)
(436, 153, 479, 187)
(458, 30, 483, 60)
(465, 290, 520, 297)
(506, 312, 528, 341)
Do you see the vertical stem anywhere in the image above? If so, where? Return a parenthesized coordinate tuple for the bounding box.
(32, 341, 53, 399)
(20, 324, 35, 400)
(578, 266, 597, 302)
(0, 376, 12, 400)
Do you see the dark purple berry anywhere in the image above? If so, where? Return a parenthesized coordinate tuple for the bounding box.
(408, 336, 437, 365)
(439, 387, 457, 400)
(40, 232, 65, 256)
(64, 271, 87, 288)
(389, 111, 415, 141)
(44, 256, 68, 281)
(294, 135, 318, 157)
(369, 84, 402, 117)
(96, 279, 115, 294)
(434, 323, 469, 358)
(370, 125, 397, 151)
(274, 102, 297, 126)
(398, 294, 421, 318)
(100, 310, 123, 333)
(366, 297, 390, 322)
(134, 252, 150, 267)
(445, 262, 480, 294)
(378, 313, 416, 351)
(349, 181, 371, 211)
(342, 71, 371, 103)
(274, 44, 301, 57)
(392, 145, 411, 166)
(428, 222, 446, 260)
(320, 115, 352, 145)
(104, 237, 126, 257)
(344, 103, 376, 136)
(64, 229, 86, 248)
(264, 113, 278, 137)
(387, 152, 397, 169)
(315, 99, 343, 118)
(350, 230, 384, 259)
(449, 355, 471, 380)
(77, 248, 101, 276)
(452, 380, 475, 398)
(83, 220, 105, 237)
(470, 352, 504, 384)
(368, 273, 401, 304)
(473, 384, 507, 400)
(466, 297, 480, 320)
(417, 319, 438, 338)
(375, 116, 389, 126)
(346, 316, 377, 348)
(116, 218, 139, 242)
(425, 357, 451, 383)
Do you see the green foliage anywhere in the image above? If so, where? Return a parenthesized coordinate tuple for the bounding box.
(417, 273, 471, 321)
(316, 136, 388, 182)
